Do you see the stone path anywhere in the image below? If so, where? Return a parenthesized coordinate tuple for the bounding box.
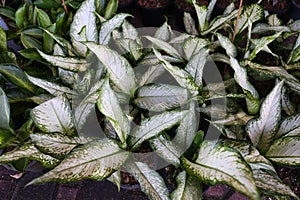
(0, 165, 253, 200)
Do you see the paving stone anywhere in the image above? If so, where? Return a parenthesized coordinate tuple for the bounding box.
(0, 179, 15, 200)
(228, 192, 250, 200)
(55, 185, 80, 200)
(10, 171, 56, 200)
(203, 184, 234, 200)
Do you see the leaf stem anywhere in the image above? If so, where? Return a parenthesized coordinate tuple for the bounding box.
(232, 0, 243, 42)
(62, 0, 69, 14)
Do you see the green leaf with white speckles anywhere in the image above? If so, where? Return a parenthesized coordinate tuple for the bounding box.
(266, 136, 300, 167)
(150, 135, 181, 167)
(181, 141, 259, 200)
(37, 50, 89, 72)
(288, 34, 300, 64)
(30, 133, 93, 158)
(97, 79, 130, 144)
(31, 95, 75, 135)
(171, 171, 202, 200)
(127, 161, 170, 200)
(183, 37, 209, 60)
(153, 49, 198, 95)
(217, 33, 237, 57)
(85, 42, 137, 95)
(70, 0, 98, 56)
(134, 83, 189, 112)
(129, 110, 187, 150)
(276, 113, 300, 139)
(246, 81, 284, 153)
(0, 143, 60, 168)
(27, 139, 130, 185)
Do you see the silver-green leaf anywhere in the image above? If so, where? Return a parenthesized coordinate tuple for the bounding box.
(27, 139, 130, 185)
(181, 141, 259, 200)
(277, 113, 300, 138)
(31, 95, 75, 135)
(97, 79, 130, 144)
(85, 42, 137, 95)
(129, 110, 187, 150)
(217, 33, 237, 57)
(0, 87, 10, 131)
(246, 81, 284, 153)
(134, 83, 189, 112)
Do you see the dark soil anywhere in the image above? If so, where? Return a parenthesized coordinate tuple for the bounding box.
(294, 0, 300, 5)
(174, 0, 209, 12)
(119, 0, 133, 5)
(262, 0, 289, 11)
(137, 0, 169, 8)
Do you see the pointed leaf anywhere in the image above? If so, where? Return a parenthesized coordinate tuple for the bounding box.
(0, 64, 37, 93)
(97, 79, 130, 144)
(154, 49, 199, 94)
(150, 135, 181, 166)
(173, 101, 197, 155)
(249, 32, 282, 60)
(246, 81, 284, 153)
(288, 34, 300, 64)
(181, 141, 259, 200)
(0, 143, 60, 168)
(277, 113, 300, 138)
(145, 36, 182, 59)
(99, 13, 130, 45)
(193, 1, 207, 32)
(26, 74, 75, 98)
(186, 48, 209, 87)
(171, 171, 202, 200)
(85, 42, 136, 95)
(30, 133, 93, 158)
(183, 12, 198, 35)
(136, 64, 165, 87)
(108, 171, 121, 191)
(183, 37, 209, 60)
(155, 21, 173, 41)
(134, 83, 189, 112)
(129, 111, 187, 149)
(266, 136, 300, 167)
(216, 33, 237, 57)
(70, 0, 98, 56)
(37, 50, 89, 72)
(0, 87, 10, 131)
(127, 161, 170, 200)
(31, 95, 75, 135)
(27, 139, 130, 185)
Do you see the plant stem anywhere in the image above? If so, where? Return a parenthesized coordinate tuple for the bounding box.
(62, 0, 69, 14)
(232, 0, 243, 42)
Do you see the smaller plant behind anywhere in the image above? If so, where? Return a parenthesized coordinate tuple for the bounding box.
(0, 0, 300, 199)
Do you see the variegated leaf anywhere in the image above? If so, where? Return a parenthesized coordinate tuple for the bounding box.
(288, 33, 300, 64)
(171, 171, 202, 200)
(281, 86, 296, 116)
(181, 141, 259, 200)
(236, 4, 264, 36)
(155, 21, 173, 41)
(277, 113, 300, 138)
(108, 171, 121, 191)
(129, 111, 187, 150)
(99, 14, 130, 45)
(0, 87, 10, 131)
(216, 33, 237, 57)
(37, 50, 89, 72)
(246, 81, 284, 153)
(183, 37, 209, 60)
(26, 74, 75, 98)
(153, 49, 199, 95)
(0, 64, 37, 94)
(183, 12, 198, 35)
(249, 32, 282, 60)
(85, 42, 137, 95)
(97, 79, 130, 144)
(127, 161, 170, 200)
(145, 36, 182, 59)
(122, 20, 141, 44)
(70, 0, 98, 56)
(266, 136, 300, 167)
(173, 101, 197, 155)
(202, 10, 238, 35)
(252, 23, 291, 34)
(30, 133, 93, 158)
(0, 143, 60, 168)
(150, 135, 181, 167)
(221, 140, 297, 197)
(134, 83, 189, 112)
(31, 95, 75, 135)
(186, 48, 209, 87)
(193, 0, 207, 32)
(27, 139, 130, 185)
(114, 38, 143, 61)
(136, 64, 165, 87)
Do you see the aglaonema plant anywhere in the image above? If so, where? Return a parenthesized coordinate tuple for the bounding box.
(0, 0, 299, 199)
